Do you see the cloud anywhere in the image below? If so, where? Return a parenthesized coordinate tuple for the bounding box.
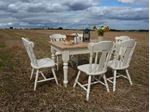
(118, 0, 135, 3)
(0, 0, 148, 30)
(2, 0, 98, 13)
(117, 0, 149, 7)
(105, 7, 149, 20)
(82, 6, 148, 23)
(64, 0, 97, 10)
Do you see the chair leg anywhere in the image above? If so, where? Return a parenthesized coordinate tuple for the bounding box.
(30, 68, 34, 80)
(51, 68, 58, 85)
(56, 56, 59, 70)
(70, 55, 78, 67)
(34, 70, 39, 91)
(73, 71, 81, 88)
(113, 70, 117, 92)
(86, 76, 91, 101)
(125, 69, 133, 85)
(76, 56, 79, 66)
(103, 74, 110, 92)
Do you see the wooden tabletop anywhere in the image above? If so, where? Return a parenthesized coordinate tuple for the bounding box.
(49, 39, 98, 50)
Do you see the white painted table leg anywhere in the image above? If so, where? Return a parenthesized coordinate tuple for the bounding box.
(62, 51, 69, 87)
(63, 62, 68, 87)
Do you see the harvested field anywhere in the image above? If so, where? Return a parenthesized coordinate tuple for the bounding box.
(0, 29, 148, 112)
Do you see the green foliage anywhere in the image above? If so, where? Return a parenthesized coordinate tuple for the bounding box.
(97, 26, 105, 36)
(93, 25, 97, 30)
(97, 26, 109, 36)
(97, 29, 104, 36)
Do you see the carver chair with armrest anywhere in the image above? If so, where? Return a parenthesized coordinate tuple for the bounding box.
(73, 41, 113, 101)
(22, 37, 58, 91)
(49, 34, 66, 70)
(107, 39, 136, 92)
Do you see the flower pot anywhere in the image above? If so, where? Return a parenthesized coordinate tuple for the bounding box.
(98, 36, 103, 41)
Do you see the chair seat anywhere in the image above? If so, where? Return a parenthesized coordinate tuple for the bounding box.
(55, 51, 61, 55)
(108, 60, 129, 70)
(78, 64, 107, 75)
(31, 58, 55, 69)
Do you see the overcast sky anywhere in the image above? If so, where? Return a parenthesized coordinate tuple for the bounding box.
(0, 0, 149, 30)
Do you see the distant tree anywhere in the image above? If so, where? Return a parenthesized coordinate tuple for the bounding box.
(10, 27, 13, 29)
(58, 27, 63, 30)
(93, 25, 97, 30)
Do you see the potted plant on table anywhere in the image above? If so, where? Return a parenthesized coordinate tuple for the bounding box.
(97, 26, 109, 41)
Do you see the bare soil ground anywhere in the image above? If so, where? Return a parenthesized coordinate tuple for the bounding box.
(0, 29, 148, 112)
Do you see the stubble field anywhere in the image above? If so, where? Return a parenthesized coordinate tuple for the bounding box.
(0, 29, 148, 112)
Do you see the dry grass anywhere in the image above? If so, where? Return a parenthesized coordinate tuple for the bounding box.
(0, 29, 148, 112)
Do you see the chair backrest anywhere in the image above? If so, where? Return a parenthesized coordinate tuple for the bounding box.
(88, 41, 113, 73)
(22, 38, 38, 66)
(115, 39, 136, 67)
(114, 36, 131, 56)
(115, 36, 130, 43)
(77, 33, 83, 42)
(49, 34, 66, 41)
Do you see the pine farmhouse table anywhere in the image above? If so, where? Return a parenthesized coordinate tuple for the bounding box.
(50, 40, 96, 87)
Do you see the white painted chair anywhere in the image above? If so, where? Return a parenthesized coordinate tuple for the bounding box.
(115, 36, 130, 43)
(71, 33, 83, 44)
(73, 41, 113, 101)
(107, 39, 136, 92)
(76, 33, 83, 42)
(22, 38, 58, 91)
(49, 34, 66, 70)
(114, 36, 130, 56)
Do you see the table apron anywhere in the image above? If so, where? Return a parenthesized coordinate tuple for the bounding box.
(51, 46, 62, 53)
(51, 46, 89, 55)
(69, 48, 89, 55)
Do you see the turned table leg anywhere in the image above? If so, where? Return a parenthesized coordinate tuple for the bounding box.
(62, 51, 70, 87)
